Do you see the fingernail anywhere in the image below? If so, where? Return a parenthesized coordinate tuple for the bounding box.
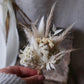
(38, 75, 45, 80)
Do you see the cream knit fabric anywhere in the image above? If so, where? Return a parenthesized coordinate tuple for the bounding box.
(0, 73, 26, 84)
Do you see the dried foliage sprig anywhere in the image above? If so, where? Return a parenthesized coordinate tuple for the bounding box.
(19, 3, 74, 70)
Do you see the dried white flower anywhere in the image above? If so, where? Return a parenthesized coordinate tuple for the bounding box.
(19, 3, 74, 70)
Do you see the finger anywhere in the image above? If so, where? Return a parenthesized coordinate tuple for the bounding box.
(0, 66, 37, 77)
(23, 75, 45, 84)
(17, 66, 37, 77)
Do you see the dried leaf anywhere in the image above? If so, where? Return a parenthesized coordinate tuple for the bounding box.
(54, 29, 63, 35)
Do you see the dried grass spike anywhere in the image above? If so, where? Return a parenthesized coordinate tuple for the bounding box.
(55, 49, 75, 61)
(30, 36, 38, 51)
(45, 2, 56, 37)
(53, 23, 74, 43)
(62, 23, 75, 37)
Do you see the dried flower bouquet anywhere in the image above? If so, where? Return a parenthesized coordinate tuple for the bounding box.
(19, 3, 74, 70)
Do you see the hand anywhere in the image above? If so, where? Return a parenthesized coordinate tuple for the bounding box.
(0, 66, 44, 84)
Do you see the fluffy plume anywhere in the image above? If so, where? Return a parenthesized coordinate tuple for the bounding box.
(45, 2, 56, 37)
(52, 23, 74, 44)
(38, 16, 45, 37)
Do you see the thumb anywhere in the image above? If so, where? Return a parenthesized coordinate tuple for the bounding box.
(22, 75, 45, 84)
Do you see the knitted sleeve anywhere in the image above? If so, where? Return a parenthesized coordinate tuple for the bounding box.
(0, 73, 26, 84)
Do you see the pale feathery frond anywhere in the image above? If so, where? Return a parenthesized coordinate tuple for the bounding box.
(52, 24, 56, 32)
(23, 27, 33, 41)
(46, 49, 75, 70)
(45, 2, 56, 37)
(30, 36, 39, 51)
(54, 49, 73, 61)
(52, 23, 75, 44)
(31, 24, 38, 38)
(38, 16, 45, 37)
(31, 18, 39, 38)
